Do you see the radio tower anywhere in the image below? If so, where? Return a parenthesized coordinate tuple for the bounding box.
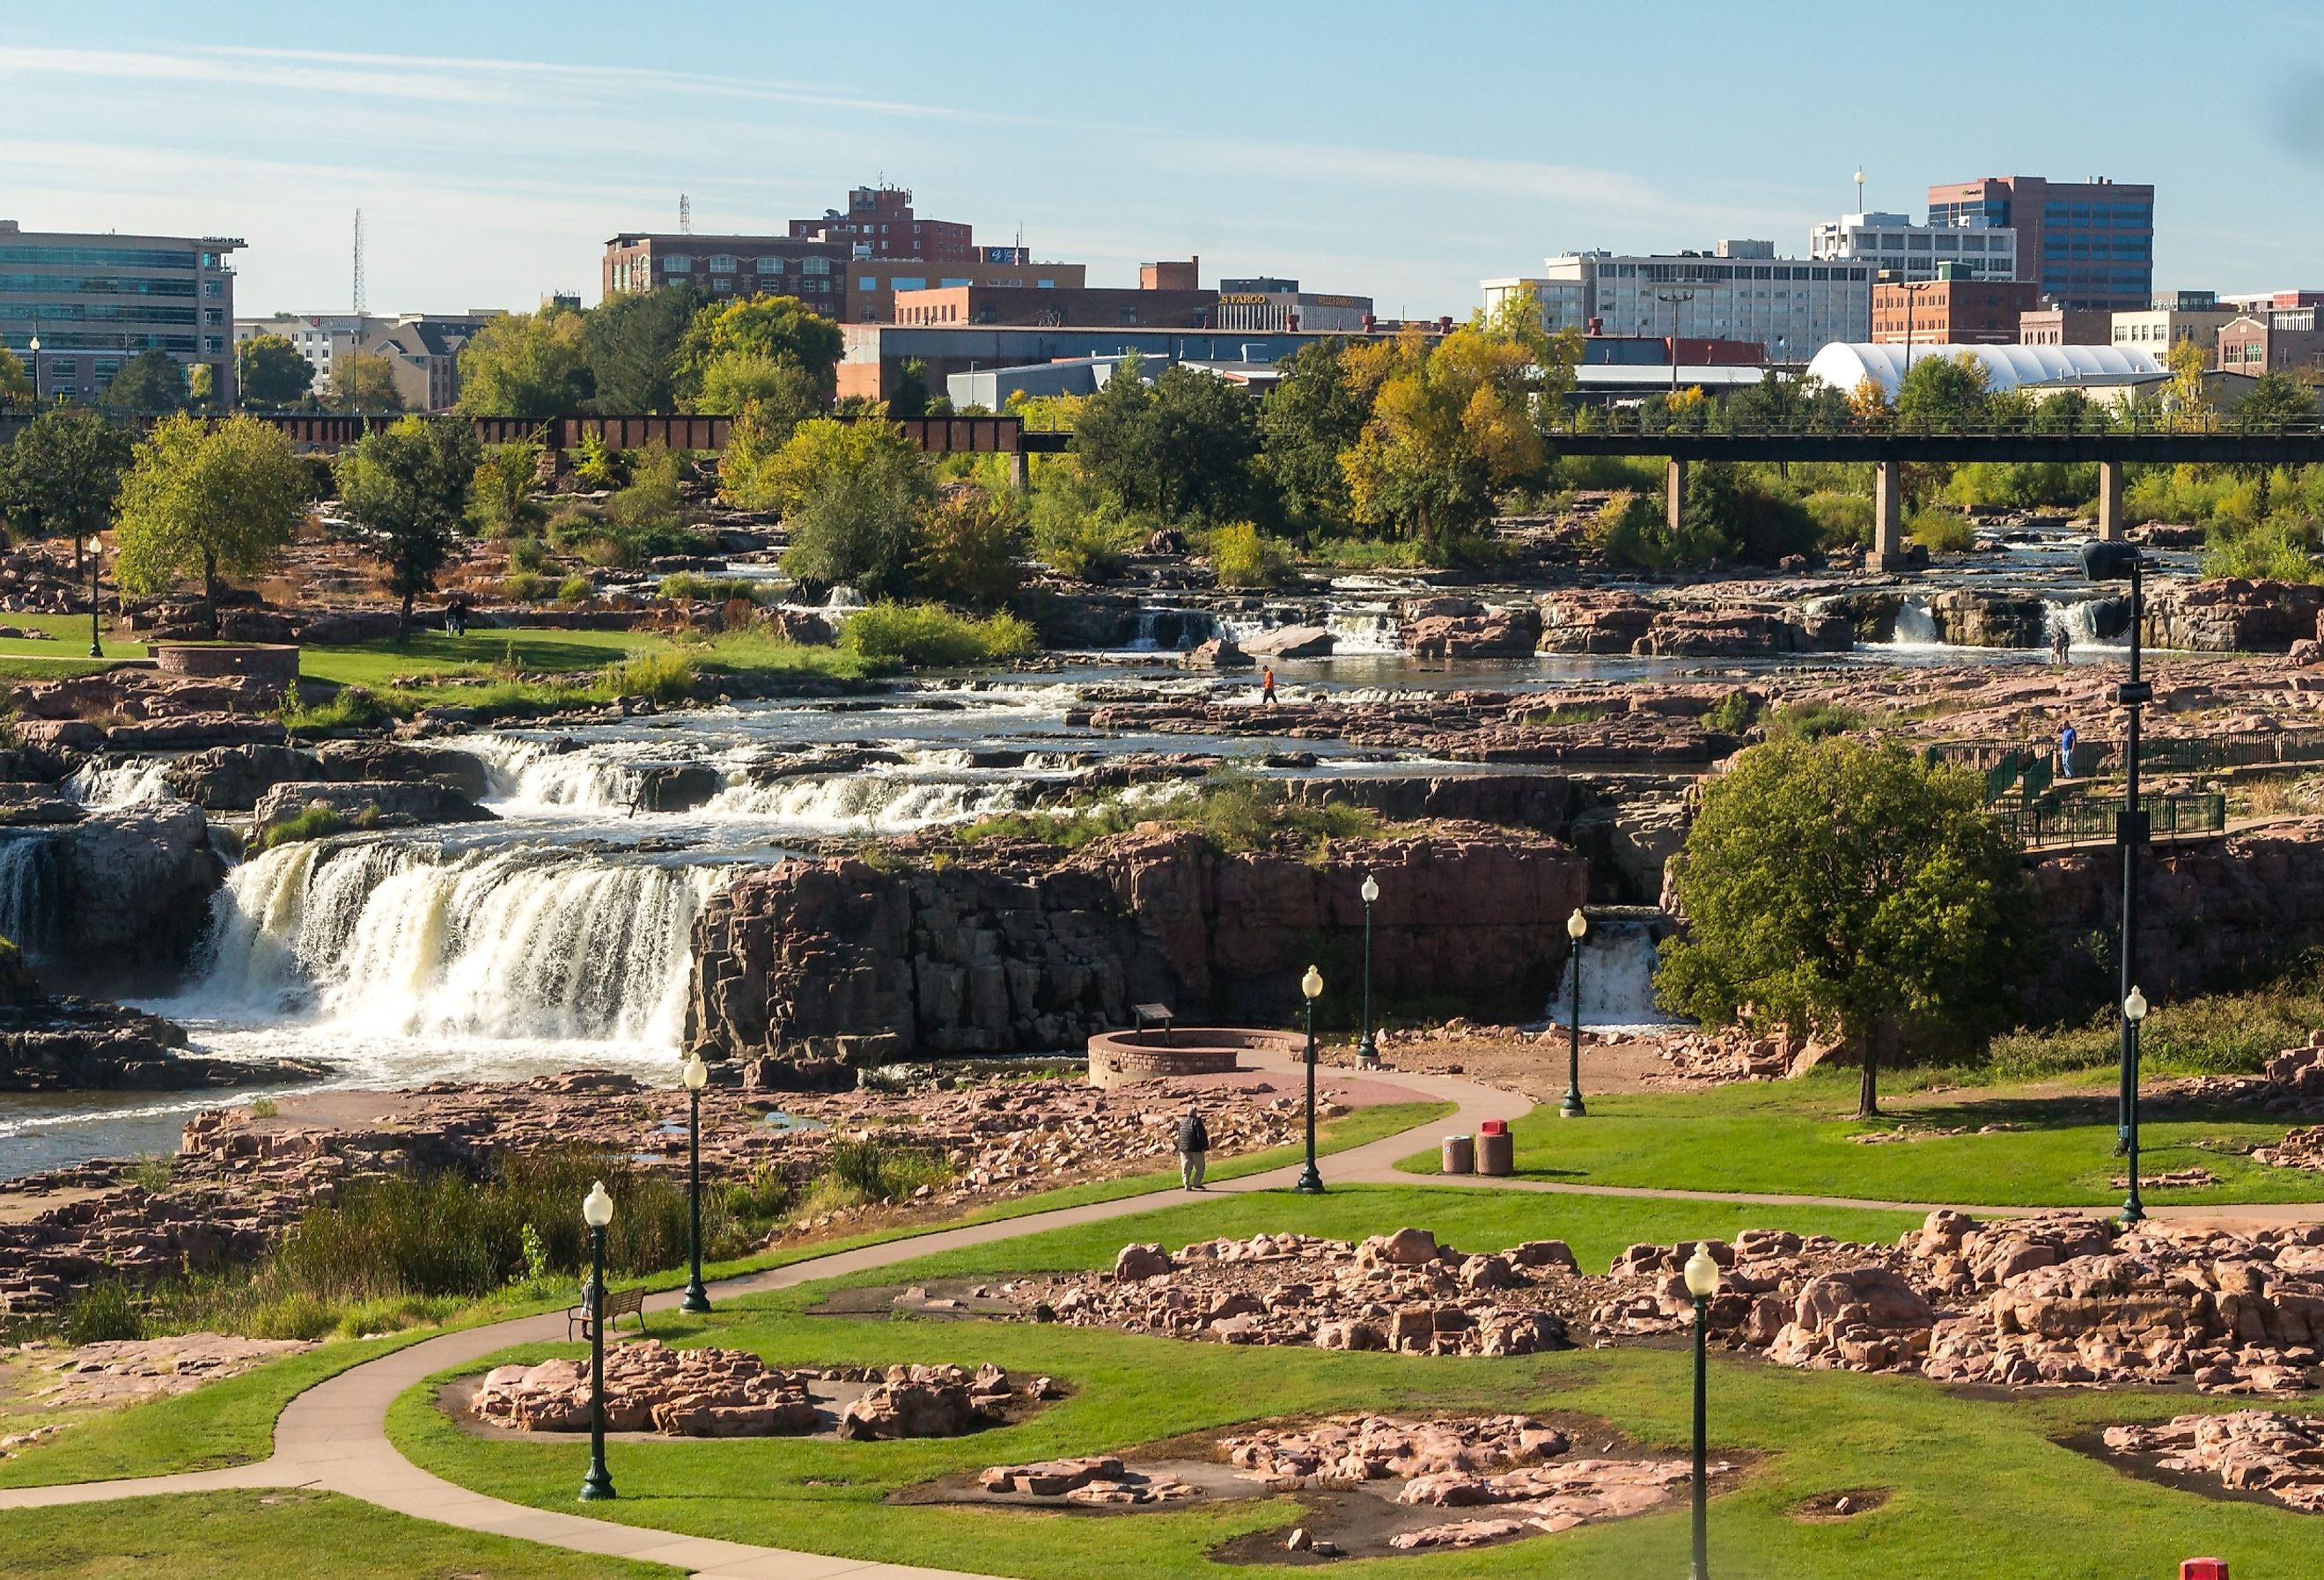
(351, 209, 367, 313)
(679, 193, 691, 235)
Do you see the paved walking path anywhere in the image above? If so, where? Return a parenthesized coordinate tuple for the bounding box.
(5, 1057, 2322, 1577)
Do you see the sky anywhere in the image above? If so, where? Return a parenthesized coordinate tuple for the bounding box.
(8, 0, 2324, 321)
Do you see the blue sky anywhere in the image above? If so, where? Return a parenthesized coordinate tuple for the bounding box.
(7, 1, 2324, 319)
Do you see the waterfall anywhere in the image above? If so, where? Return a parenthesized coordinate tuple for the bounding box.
(1325, 607, 1403, 654)
(1545, 920, 1682, 1029)
(0, 835, 56, 954)
(65, 757, 177, 810)
(1886, 597, 1942, 648)
(823, 586, 867, 611)
(703, 773, 1042, 832)
(188, 837, 724, 1046)
(2044, 597, 2129, 652)
(1127, 606, 1214, 651)
(458, 737, 660, 812)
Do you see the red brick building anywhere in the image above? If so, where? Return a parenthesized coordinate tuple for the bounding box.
(2019, 307, 2112, 346)
(788, 186, 974, 263)
(888, 284, 1217, 329)
(2217, 312, 2324, 376)
(1871, 277, 2041, 344)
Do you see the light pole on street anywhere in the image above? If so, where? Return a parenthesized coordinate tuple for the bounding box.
(680, 1053, 710, 1313)
(1561, 908, 1588, 1118)
(1295, 965, 1326, 1194)
(578, 1180, 617, 1503)
(1684, 1243, 1723, 1580)
(1357, 874, 1380, 1069)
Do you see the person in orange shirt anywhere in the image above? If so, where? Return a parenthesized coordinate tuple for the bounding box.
(1261, 665, 1277, 705)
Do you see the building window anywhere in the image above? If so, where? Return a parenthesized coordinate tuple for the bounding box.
(801, 257, 830, 276)
(664, 256, 694, 273)
(709, 254, 738, 272)
(755, 257, 787, 273)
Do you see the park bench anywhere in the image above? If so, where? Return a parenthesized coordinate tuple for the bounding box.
(567, 1282, 648, 1342)
(1132, 1003, 1174, 1043)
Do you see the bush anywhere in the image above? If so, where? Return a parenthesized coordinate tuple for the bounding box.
(2203, 513, 2322, 583)
(911, 488, 1026, 608)
(281, 684, 393, 735)
(1703, 691, 1761, 735)
(1208, 521, 1293, 589)
(1026, 470, 1145, 581)
(658, 573, 769, 604)
(506, 536, 547, 574)
(599, 650, 698, 702)
(1588, 489, 1675, 570)
(1765, 701, 1874, 741)
(573, 432, 624, 489)
(839, 601, 1037, 667)
(1908, 506, 1976, 554)
(607, 444, 683, 531)
(1803, 490, 1874, 550)
(556, 575, 595, 605)
(63, 1280, 145, 1344)
(501, 570, 552, 602)
(546, 508, 607, 553)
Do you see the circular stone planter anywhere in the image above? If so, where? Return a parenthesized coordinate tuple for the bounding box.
(1085, 1026, 1305, 1089)
(148, 642, 300, 689)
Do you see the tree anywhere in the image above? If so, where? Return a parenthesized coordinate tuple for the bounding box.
(1722, 371, 1852, 434)
(330, 353, 406, 413)
(690, 350, 827, 423)
(1340, 323, 1542, 551)
(1258, 339, 1369, 531)
(1073, 360, 1267, 525)
(2166, 338, 2214, 430)
(101, 349, 186, 414)
(335, 416, 482, 633)
(469, 438, 545, 537)
(2236, 371, 2320, 431)
(676, 297, 841, 413)
(742, 417, 934, 595)
(1894, 352, 1990, 430)
(455, 309, 592, 415)
(583, 284, 703, 413)
(114, 413, 308, 635)
(0, 346, 29, 405)
(888, 357, 933, 420)
(236, 334, 316, 408)
(0, 408, 136, 654)
(1657, 737, 2030, 1117)
(911, 486, 1025, 608)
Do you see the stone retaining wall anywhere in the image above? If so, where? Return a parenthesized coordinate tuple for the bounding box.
(149, 643, 299, 688)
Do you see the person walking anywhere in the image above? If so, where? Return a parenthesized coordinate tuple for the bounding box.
(1261, 665, 1277, 706)
(1177, 1105, 1210, 1190)
(2059, 721, 2079, 779)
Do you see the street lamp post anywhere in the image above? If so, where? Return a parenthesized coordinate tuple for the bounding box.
(1684, 1244, 1723, 1580)
(26, 328, 39, 406)
(1653, 289, 1696, 397)
(578, 1180, 616, 1503)
(2122, 987, 2149, 1224)
(1561, 908, 1588, 1118)
(2083, 540, 2151, 1159)
(1295, 965, 1325, 1194)
(1357, 875, 1380, 1069)
(680, 1053, 710, 1313)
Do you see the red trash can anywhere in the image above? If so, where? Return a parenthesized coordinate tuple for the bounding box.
(2182, 1561, 2227, 1580)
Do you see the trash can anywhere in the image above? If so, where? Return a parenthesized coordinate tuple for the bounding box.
(1440, 1134, 1475, 1175)
(1476, 1123, 1512, 1177)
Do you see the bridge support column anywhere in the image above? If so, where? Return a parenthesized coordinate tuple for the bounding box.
(1007, 449, 1029, 490)
(2097, 459, 2125, 541)
(1872, 459, 1908, 572)
(1666, 459, 1686, 533)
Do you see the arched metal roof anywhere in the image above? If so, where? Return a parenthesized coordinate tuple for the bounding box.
(1803, 342, 2165, 400)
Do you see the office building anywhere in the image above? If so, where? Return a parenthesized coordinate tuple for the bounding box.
(232, 312, 393, 394)
(1925, 175, 2154, 310)
(1871, 274, 2041, 345)
(843, 258, 1087, 325)
(788, 186, 975, 264)
(601, 233, 850, 311)
(887, 284, 1216, 330)
(2019, 308, 2111, 346)
(0, 219, 240, 403)
(2112, 293, 2237, 363)
(1213, 278, 1374, 334)
(2217, 312, 2324, 377)
(1808, 212, 2017, 282)
(1482, 239, 1873, 359)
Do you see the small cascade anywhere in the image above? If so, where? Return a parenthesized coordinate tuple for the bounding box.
(1886, 597, 1943, 648)
(702, 773, 1043, 832)
(1324, 607, 1403, 654)
(2044, 597, 2129, 653)
(65, 758, 177, 810)
(186, 836, 724, 1045)
(823, 586, 867, 612)
(459, 737, 658, 812)
(0, 835, 57, 955)
(1127, 606, 1214, 651)
(1544, 920, 1680, 1029)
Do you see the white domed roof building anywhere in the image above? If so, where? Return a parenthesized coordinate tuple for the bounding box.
(1803, 342, 2165, 401)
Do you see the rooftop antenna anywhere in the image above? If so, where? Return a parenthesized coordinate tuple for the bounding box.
(1854, 167, 1865, 212)
(679, 193, 692, 235)
(351, 209, 366, 314)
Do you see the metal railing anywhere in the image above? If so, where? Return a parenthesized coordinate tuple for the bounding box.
(1928, 730, 2323, 801)
(2004, 790, 2227, 849)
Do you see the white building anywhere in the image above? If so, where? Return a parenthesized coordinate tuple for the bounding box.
(233, 312, 393, 394)
(1807, 211, 2017, 283)
(1803, 342, 2163, 402)
(1483, 240, 1872, 360)
(1212, 278, 1372, 334)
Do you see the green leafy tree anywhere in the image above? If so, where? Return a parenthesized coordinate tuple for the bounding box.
(235, 334, 316, 408)
(335, 416, 482, 632)
(0, 345, 30, 405)
(329, 351, 407, 413)
(911, 486, 1025, 608)
(0, 408, 136, 652)
(1341, 324, 1544, 551)
(101, 349, 186, 414)
(1258, 340, 1369, 532)
(745, 417, 934, 596)
(455, 310, 593, 415)
(676, 297, 841, 413)
(1894, 352, 1991, 430)
(690, 351, 827, 423)
(1073, 359, 1266, 525)
(114, 413, 308, 635)
(1722, 371, 1853, 433)
(2236, 371, 2321, 431)
(469, 438, 545, 536)
(1657, 737, 2031, 1117)
(583, 284, 704, 413)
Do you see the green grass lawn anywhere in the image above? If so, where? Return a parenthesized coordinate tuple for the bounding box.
(389, 1184, 2316, 1580)
(0, 1488, 675, 1578)
(1390, 1069, 2324, 1209)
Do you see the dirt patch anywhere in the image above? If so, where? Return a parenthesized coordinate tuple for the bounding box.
(2063, 1428, 2306, 1513)
(1790, 1486, 1892, 1523)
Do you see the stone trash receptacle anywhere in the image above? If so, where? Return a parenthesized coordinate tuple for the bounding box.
(1441, 1134, 1475, 1174)
(1475, 1119, 1513, 1177)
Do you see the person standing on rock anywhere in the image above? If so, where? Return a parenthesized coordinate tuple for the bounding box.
(1178, 1106, 1210, 1189)
(1261, 666, 1277, 706)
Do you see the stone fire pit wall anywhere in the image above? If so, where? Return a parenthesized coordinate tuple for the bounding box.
(149, 643, 300, 690)
(687, 825, 1587, 1065)
(1086, 1027, 1305, 1089)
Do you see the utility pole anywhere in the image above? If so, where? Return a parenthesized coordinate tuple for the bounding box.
(351, 209, 367, 314)
(1655, 289, 1696, 397)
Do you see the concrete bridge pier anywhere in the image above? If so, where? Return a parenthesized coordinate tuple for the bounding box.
(1666, 459, 1687, 532)
(1008, 450, 1029, 489)
(1872, 459, 1909, 571)
(2097, 459, 2125, 541)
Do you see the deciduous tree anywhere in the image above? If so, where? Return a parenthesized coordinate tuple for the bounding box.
(330, 352, 406, 413)
(1258, 340, 1368, 531)
(455, 310, 593, 416)
(101, 349, 186, 414)
(745, 417, 931, 596)
(114, 414, 309, 636)
(335, 416, 482, 633)
(236, 334, 316, 408)
(583, 285, 703, 414)
(0, 346, 30, 405)
(677, 297, 840, 414)
(1074, 359, 1266, 525)
(0, 408, 136, 653)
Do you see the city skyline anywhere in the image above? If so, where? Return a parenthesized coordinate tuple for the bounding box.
(6, 0, 2324, 319)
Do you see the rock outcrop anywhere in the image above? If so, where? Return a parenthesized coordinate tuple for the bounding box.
(2146, 578, 2324, 653)
(473, 1342, 820, 1436)
(11, 805, 226, 967)
(2103, 1411, 2324, 1510)
(252, 780, 494, 833)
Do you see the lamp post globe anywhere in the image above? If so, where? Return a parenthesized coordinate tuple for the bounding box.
(1357, 874, 1381, 1069)
(1295, 966, 1326, 1194)
(680, 1053, 711, 1314)
(1684, 1244, 1721, 1580)
(579, 1181, 616, 1502)
(1561, 908, 1588, 1117)
(2121, 987, 2148, 1225)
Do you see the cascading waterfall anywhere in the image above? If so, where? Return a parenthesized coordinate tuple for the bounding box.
(1886, 597, 1942, 648)
(460, 737, 659, 811)
(1325, 607, 1403, 654)
(0, 835, 57, 954)
(1545, 920, 1680, 1028)
(703, 774, 1043, 831)
(65, 757, 177, 809)
(2044, 597, 2129, 652)
(188, 837, 724, 1046)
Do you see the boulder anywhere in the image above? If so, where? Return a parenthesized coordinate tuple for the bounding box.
(836, 1381, 977, 1439)
(1114, 1243, 1173, 1282)
(48, 805, 225, 965)
(1180, 637, 1254, 669)
(1239, 625, 1335, 659)
(252, 781, 495, 833)
(2146, 578, 2324, 653)
(634, 764, 725, 813)
(1403, 608, 1541, 658)
(160, 745, 323, 811)
(313, 741, 491, 800)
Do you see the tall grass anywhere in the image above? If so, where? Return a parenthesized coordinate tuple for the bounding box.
(839, 601, 1037, 667)
(1988, 970, 2324, 1082)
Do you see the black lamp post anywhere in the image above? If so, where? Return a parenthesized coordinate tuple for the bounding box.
(1357, 875, 1380, 1069)
(1684, 1244, 1722, 1580)
(25, 327, 39, 406)
(680, 1053, 710, 1313)
(2083, 540, 2150, 1159)
(1295, 964, 1325, 1194)
(1561, 907, 1588, 1117)
(2122, 986, 2148, 1224)
(578, 1179, 616, 1503)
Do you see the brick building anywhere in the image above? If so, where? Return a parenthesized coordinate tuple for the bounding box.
(2019, 307, 2112, 346)
(1871, 276, 2042, 344)
(600, 233, 849, 312)
(1926, 175, 2154, 311)
(888, 284, 1217, 330)
(788, 186, 974, 263)
(2217, 312, 2324, 377)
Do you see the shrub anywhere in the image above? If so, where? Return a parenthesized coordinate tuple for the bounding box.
(2203, 513, 2322, 583)
(501, 570, 552, 602)
(1803, 490, 1874, 550)
(1208, 521, 1293, 589)
(255, 805, 349, 851)
(573, 431, 624, 489)
(1765, 701, 1873, 741)
(607, 444, 683, 531)
(599, 650, 698, 702)
(1587, 489, 1673, 570)
(1026, 470, 1146, 581)
(658, 573, 769, 604)
(912, 488, 1026, 608)
(1908, 506, 1976, 554)
(1703, 692, 1761, 735)
(555, 575, 595, 605)
(282, 684, 393, 735)
(63, 1280, 145, 1344)
(470, 440, 544, 536)
(839, 601, 1037, 667)
(506, 536, 547, 574)
(546, 506, 607, 553)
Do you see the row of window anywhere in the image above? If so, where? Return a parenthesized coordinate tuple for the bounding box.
(1838, 231, 2004, 254)
(0, 273, 198, 297)
(0, 245, 201, 269)
(0, 331, 200, 353)
(662, 254, 832, 276)
(2041, 203, 2153, 224)
(0, 302, 197, 325)
(1597, 262, 1868, 283)
(2045, 240, 2152, 261)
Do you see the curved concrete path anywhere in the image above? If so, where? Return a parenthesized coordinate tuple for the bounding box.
(4, 1056, 2321, 1577)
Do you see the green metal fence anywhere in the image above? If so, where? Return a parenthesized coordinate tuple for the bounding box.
(2002, 791, 2227, 849)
